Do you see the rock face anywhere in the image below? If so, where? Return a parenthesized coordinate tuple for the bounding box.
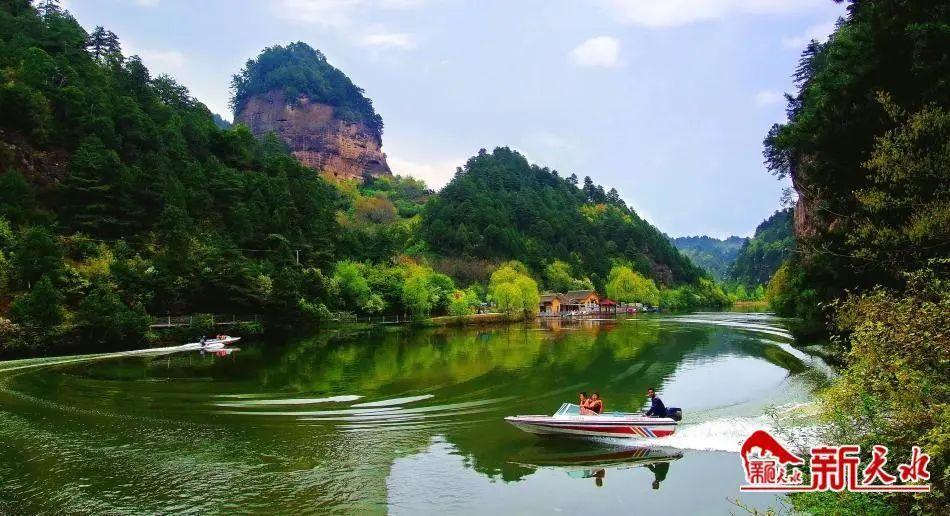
(235, 91, 390, 181)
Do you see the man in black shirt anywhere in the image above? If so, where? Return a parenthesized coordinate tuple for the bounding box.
(645, 387, 667, 417)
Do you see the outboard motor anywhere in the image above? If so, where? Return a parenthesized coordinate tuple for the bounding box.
(667, 407, 683, 421)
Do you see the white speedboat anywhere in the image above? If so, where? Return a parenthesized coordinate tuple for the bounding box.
(185, 336, 242, 351)
(505, 403, 681, 439)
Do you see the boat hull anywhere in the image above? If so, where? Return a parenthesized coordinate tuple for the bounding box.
(505, 415, 677, 439)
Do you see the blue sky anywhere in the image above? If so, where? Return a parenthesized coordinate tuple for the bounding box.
(63, 0, 846, 238)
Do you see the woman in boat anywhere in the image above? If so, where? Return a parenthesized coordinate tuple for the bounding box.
(581, 393, 603, 415)
(588, 393, 604, 414)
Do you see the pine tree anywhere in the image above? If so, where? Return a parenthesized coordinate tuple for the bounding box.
(103, 29, 121, 60)
(86, 26, 107, 60)
(35, 0, 62, 20)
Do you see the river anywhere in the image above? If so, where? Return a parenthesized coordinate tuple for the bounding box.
(0, 312, 830, 514)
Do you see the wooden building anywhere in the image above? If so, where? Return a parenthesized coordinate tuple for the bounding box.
(539, 293, 567, 314)
(540, 290, 601, 314)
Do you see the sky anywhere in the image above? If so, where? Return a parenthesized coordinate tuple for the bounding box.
(63, 0, 847, 238)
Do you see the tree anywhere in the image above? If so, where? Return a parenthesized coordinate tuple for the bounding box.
(333, 261, 370, 310)
(10, 275, 63, 332)
(75, 281, 149, 348)
(86, 26, 107, 60)
(488, 261, 539, 317)
(543, 260, 592, 292)
(401, 267, 433, 317)
(60, 136, 129, 236)
(0, 171, 36, 224)
(12, 226, 62, 287)
(448, 288, 479, 316)
(606, 265, 659, 305)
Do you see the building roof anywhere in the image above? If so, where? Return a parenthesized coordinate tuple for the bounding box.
(540, 293, 567, 303)
(563, 290, 598, 302)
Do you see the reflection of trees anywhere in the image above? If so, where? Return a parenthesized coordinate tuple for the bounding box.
(76, 318, 810, 489)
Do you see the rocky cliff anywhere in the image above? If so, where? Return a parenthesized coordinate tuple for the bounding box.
(235, 90, 390, 181)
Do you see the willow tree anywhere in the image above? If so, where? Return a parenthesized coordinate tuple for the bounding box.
(488, 261, 539, 317)
(606, 265, 659, 305)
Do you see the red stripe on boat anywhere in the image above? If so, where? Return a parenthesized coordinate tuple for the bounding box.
(652, 429, 675, 437)
(537, 424, 636, 434)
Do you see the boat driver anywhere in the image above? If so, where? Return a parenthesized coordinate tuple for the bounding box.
(645, 388, 667, 417)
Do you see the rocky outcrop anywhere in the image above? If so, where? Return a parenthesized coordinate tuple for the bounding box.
(235, 90, 390, 181)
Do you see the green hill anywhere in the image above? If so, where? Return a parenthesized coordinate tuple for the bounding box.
(671, 235, 746, 281)
(421, 147, 704, 290)
(728, 208, 794, 287)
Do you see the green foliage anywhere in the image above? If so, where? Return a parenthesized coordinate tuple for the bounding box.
(0, 171, 36, 224)
(448, 288, 479, 316)
(74, 281, 149, 348)
(671, 235, 746, 281)
(763, 0, 950, 327)
(9, 275, 62, 334)
(333, 260, 371, 309)
(605, 265, 659, 305)
(11, 226, 61, 287)
(0, 3, 343, 347)
(792, 265, 949, 515)
(849, 99, 950, 272)
(543, 260, 592, 292)
(728, 208, 794, 287)
(659, 278, 730, 311)
(229, 42, 383, 136)
(488, 261, 539, 317)
(421, 147, 702, 286)
(766, 4, 950, 513)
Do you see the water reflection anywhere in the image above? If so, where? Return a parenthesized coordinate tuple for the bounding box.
(0, 312, 821, 514)
(509, 441, 683, 490)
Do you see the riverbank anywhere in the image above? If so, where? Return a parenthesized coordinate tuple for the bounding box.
(422, 312, 529, 327)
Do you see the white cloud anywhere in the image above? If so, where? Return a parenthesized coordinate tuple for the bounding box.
(753, 89, 783, 106)
(357, 31, 417, 50)
(124, 40, 187, 73)
(569, 36, 622, 68)
(272, 0, 429, 28)
(781, 21, 836, 49)
(600, 0, 827, 28)
(386, 154, 464, 190)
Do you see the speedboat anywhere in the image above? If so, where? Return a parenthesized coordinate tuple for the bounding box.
(185, 335, 242, 351)
(505, 403, 681, 439)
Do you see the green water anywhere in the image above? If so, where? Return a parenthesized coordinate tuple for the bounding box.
(0, 312, 829, 514)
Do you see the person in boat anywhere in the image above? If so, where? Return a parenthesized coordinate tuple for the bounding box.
(645, 387, 666, 417)
(582, 393, 604, 415)
(578, 391, 588, 409)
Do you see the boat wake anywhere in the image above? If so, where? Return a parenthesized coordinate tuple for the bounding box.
(623, 414, 822, 453)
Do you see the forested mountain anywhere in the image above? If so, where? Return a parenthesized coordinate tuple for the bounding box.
(421, 147, 704, 291)
(728, 208, 793, 287)
(230, 42, 382, 137)
(764, 0, 949, 327)
(671, 235, 746, 281)
(0, 1, 340, 352)
(231, 43, 391, 181)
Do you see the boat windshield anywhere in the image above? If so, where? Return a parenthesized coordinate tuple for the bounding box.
(554, 403, 581, 416)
